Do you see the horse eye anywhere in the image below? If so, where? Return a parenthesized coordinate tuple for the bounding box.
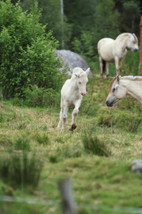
(79, 81, 81, 84)
(112, 88, 116, 92)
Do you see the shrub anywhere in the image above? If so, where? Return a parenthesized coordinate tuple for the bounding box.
(23, 85, 60, 107)
(0, 0, 63, 99)
(82, 133, 111, 157)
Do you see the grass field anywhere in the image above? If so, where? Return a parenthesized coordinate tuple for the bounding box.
(0, 74, 142, 214)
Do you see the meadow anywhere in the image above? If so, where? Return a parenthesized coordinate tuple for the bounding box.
(0, 55, 142, 214)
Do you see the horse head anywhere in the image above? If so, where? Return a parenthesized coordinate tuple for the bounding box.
(126, 33, 138, 52)
(73, 67, 90, 96)
(106, 76, 127, 107)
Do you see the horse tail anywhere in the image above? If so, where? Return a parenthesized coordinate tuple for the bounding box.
(102, 59, 106, 73)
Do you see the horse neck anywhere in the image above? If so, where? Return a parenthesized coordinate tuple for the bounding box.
(120, 79, 142, 104)
(115, 35, 129, 52)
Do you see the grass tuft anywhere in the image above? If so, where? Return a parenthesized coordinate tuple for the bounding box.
(82, 133, 111, 157)
(0, 151, 43, 189)
(14, 136, 30, 151)
(36, 133, 50, 145)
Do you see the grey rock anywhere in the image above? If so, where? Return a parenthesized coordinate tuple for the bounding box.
(131, 159, 142, 175)
(55, 50, 92, 76)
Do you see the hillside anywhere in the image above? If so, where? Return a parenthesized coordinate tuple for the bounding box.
(0, 76, 142, 214)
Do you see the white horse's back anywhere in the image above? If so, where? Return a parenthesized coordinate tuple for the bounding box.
(98, 38, 115, 62)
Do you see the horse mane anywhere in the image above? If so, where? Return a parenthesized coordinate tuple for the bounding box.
(109, 77, 117, 91)
(121, 76, 142, 81)
(72, 67, 84, 78)
(133, 34, 138, 43)
(116, 33, 131, 40)
(116, 33, 138, 45)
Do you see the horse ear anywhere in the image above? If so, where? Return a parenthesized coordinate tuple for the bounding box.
(116, 75, 120, 83)
(86, 68, 90, 76)
(75, 73, 80, 78)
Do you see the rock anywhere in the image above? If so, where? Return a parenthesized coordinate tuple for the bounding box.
(131, 159, 142, 175)
(55, 50, 92, 76)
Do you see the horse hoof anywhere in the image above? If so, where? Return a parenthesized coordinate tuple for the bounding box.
(69, 124, 77, 131)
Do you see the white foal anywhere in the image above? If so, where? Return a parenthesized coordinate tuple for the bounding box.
(57, 67, 90, 131)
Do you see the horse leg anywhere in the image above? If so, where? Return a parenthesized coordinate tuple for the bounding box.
(106, 62, 109, 79)
(62, 105, 68, 130)
(115, 57, 121, 75)
(59, 103, 68, 130)
(99, 56, 104, 78)
(57, 108, 63, 128)
(119, 59, 123, 73)
(69, 99, 81, 131)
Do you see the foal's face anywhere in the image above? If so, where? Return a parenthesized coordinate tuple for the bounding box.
(127, 34, 138, 52)
(106, 79, 127, 107)
(77, 73, 88, 96)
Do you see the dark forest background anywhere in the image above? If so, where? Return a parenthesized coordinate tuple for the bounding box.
(19, 0, 141, 56)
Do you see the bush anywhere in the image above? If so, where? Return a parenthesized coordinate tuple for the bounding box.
(82, 133, 111, 157)
(0, 0, 63, 99)
(23, 85, 60, 107)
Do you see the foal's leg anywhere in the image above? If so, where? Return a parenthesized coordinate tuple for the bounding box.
(62, 104, 68, 130)
(69, 99, 82, 131)
(57, 109, 63, 128)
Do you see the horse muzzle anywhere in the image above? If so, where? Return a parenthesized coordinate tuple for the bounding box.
(133, 48, 138, 52)
(106, 100, 113, 107)
(81, 92, 86, 96)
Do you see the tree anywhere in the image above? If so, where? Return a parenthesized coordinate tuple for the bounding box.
(20, 0, 72, 48)
(93, 0, 120, 48)
(121, 1, 139, 35)
(0, 0, 62, 99)
(71, 0, 120, 66)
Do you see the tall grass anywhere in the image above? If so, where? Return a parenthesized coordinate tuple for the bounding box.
(82, 133, 111, 157)
(0, 151, 43, 189)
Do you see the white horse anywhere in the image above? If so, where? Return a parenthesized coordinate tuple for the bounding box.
(97, 33, 138, 78)
(106, 76, 142, 107)
(57, 67, 90, 131)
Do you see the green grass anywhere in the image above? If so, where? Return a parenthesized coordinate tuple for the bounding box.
(0, 76, 142, 214)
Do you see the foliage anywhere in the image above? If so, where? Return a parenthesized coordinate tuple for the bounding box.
(92, 0, 120, 51)
(70, 0, 120, 67)
(118, 0, 140, 34)
(23, 85, 60, 107)
(0, 0, 63, 99)
(121, 50, 140, 76)
(20, 0, 72, 47)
